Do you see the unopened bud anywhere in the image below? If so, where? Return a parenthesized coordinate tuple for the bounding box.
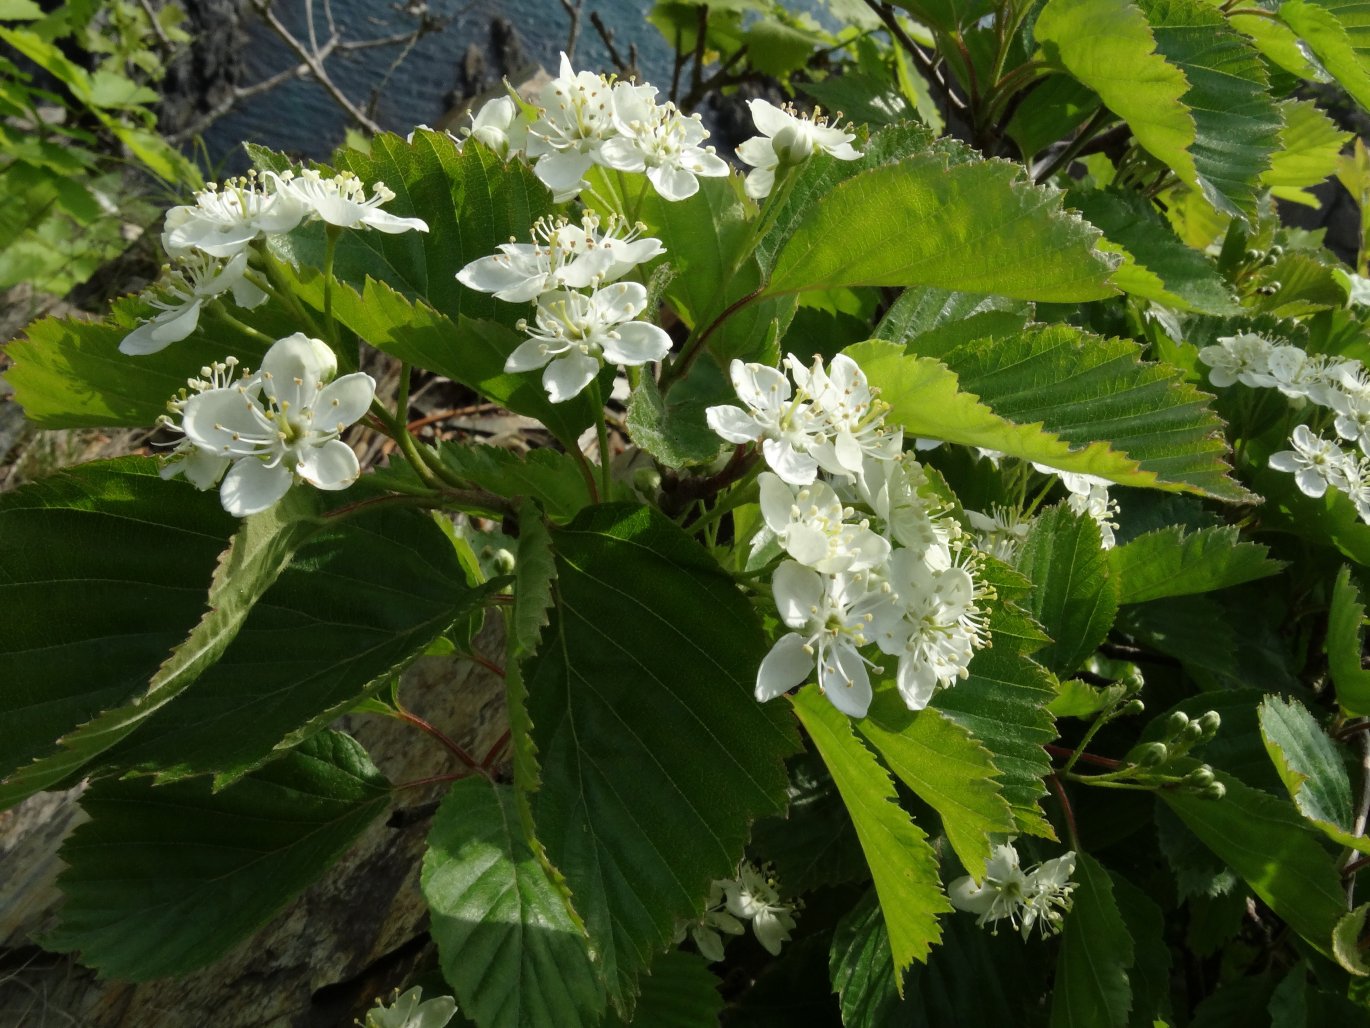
(1119, 698, 1145, 717)
(1178, 720, 1206, 745)
(1127, 742, 1169, 767)
(1162, 711, 1190, 737)
(490, 548, 516, 575)
(1197, 711, 1221, 739)
(1200, 781, 1226, 801)
(632, 467, 662, 494)
(1184, 766, 1215, 789)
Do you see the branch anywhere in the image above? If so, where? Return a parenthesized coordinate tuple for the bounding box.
(590, 11, 633, 77)
(559, 0, 586, 62)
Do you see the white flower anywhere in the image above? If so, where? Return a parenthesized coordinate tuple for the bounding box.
(853, 456, 952, 557)
(722, 863, 798, 956)
(756, 562, 898, 718)
(674, 881, 746, 962)
(875, 549, 988, 711)
(1260, 344, 1326, 400)
(363, 986, 457, 1028)
(158, 358, 248, 488)
(736, 99, 861, 199)
(787, 353, 902, 480)
(280, 169, 429, 234)
(464, 95, 528, 158)
(1033, 465, 1121, 549)
(599, 90, 729, 201)
(758, 472, 889, 573)
(1198, 332, 1273, 389)
(1268, 424, 1351, 498)
(162, 172, 305, 259)
(949, 842, 1077, 940)
(121, 251, 267, 356)
(179, 333, 375, 516)
(525, 54, 653, 201)
(966, 505, 1032, 562)
(457, 213, 663, 303)
(706, 360, 828, 485)
(504, 282, 671, 402)
(1332, 387, 1370, 455)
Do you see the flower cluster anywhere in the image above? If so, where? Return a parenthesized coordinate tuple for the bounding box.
(678, 861, 798, 961)
(707, 354, 991, 718)
(947, 841, 1077, 940)
(467, 54, 728, 202)
(160, 333, 375, 516)
(1200, 332, 1370, 521)
(124, 168, 427, 356)
(457, 212, 671, 402)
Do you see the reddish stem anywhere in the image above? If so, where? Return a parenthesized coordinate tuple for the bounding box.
(396, 708, 482, 772)
(1045, 743, 1122, 770)
(394, 772, 466, 791)
(482, 728, 513, 770)
(468, 652, 506, 679)
(1048, 774, 1081, 850)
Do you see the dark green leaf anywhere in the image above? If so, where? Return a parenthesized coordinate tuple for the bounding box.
(422, 776, 605, 1028)
(46, 730, 390, 979)
(0, 458, 235, 791)
(749, 750, 868, 893)
(1050, 853, 1134, 1028)
(793, 686, 951, 986)
(1110, 876, 1173, 1028)
(1015, 504, 1121, 676)
(1328, 566, 1370, 716)
(1109, 524, 1283, 603)
(611, 950, 723, 1027)
(872, 284, 1033, 358)
(526, 504, 798, 1013)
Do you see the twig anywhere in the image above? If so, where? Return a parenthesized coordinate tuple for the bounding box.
(865, 1, 966, 111)
(1348, 733, 1370, 902)
(1044, 743, 1122, 770)
(590, 11, 632, 77)
(137, 0, 174, 52)
(395, 707, 484, 773)
(559, 0, 586, 62)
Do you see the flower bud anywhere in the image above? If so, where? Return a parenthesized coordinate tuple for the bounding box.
(1162, 711, 1190, 737)
(1197, 711, 1221, 739)
(1184, 766, 1215, 788)
(490, 548, 517, 575)
(633, 467, 662, 494)
(1178, 720, 1206, 746)
(771, 122, 820, 166)
(1127, 741, 1168, 767)
(1118, 698, 1145, 717)
(1200, 781, 1226, 801)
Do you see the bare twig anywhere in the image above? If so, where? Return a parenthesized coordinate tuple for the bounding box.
(559, 0, 586, 62)
(590, 11, 632, 77)
(1348, 733, 1370, 903)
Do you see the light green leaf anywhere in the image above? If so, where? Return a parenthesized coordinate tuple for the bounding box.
(933, 559, 1058, 836)
(1141, 0, 1282, 220)
(1162, 772, 1347, 956)
(422, 776, 605, 1028)
(1279, 0, 1370, 112)
(1334, 903, 1370, 975)
(46, 731, 390, 979)
(857, 691, 1016, 880)
(792, 686, 950, 987)
(765, 152, 1118, 302)
(1036, 0, 1199, 191)
(1263, 100, 1352, 206)
(610, 951, 724, 1027)
(1068, 187, 1239, 314)
(0, 1, 45, 18)
(0, 458, 235, 790)
(1259, 695, 1366, 854)
(1109, 524, 1283, 603)
(1015, 504, 1121, 676)
(1328, 566, 1370, 716)
(873, 284, 1033, 358)
(0, 481, 325, 810)
(847, 333, 1246, 502)
(526, 504, 798, 1013)
(98, 505, 488, 784)
(1050, 853, 1135, 1028)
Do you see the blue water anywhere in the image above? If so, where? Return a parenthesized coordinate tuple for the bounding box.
(203, 0, 675, 168)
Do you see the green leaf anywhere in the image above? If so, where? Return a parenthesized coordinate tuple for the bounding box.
(422, 776, 605, 1028)
(0, 483, 325, 810)
(526, 504, 798, 1012)
(99, 505, 485, 784)
(0, 458, 235, 789)
(46, 730, 390, 979)
(765, 153, 1118, 302)
(1140, 0, 1282, 220)
(873, 284, 1033, 358)
(829, 889, 903, 1027)
(1259, 695, 1366, 854)
(1109, 524, 1283, 603)
(933, 560, 1059, 836)
(792, 686, 951, 988)
(1156, 803, 1238, 899)
(0, 1, 45, 18)
(1015, 504, 1121, 676)
(846, 334, 1247, 502)
(1334, 903, 1370, 976)
(611, 951, 724, 1027)
(749, 750, 868, 893)
(1279, 0, 1370, 113)
(1162, 772, 1347, 956)
(1110, 877, 1173, 1028)
(1036, 0, 1199, 191)
(4, 300, 278, 429)
(1068, 187, 1239, 314)
(1328, 566, 1370, 716)
(625, 372, 727, 469)
(1050, 853, 1135, 1028)
(1263, 100, 1352, 206)
(856, 692, 1016, 880)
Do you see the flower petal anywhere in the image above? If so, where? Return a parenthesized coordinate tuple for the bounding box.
(181, 386, 271, 454)
(705, 404, 762, 444)
(314, 371, 376, 428)
(602, 321, 671, 365)
(295, 438, 361, 490)
(542, 353, 600, 402)
(756, 633, 813, 701)
(505, 337, 557, 373)
(261, 333, 336, 410)
(219, 457, 292, 516)
(819, 643, 872, 718)
(762, 438, 818, 485)
(119, 300, 202, 356)
(772, 560, 823, 627)
(648, 164, 699, 202)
